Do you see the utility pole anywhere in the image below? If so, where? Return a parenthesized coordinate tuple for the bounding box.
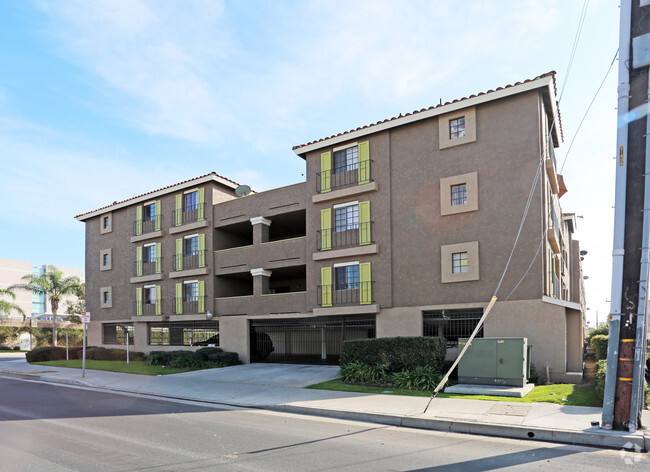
(602, 0, 649, 432)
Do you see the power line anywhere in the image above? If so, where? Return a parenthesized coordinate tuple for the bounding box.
(560, 49, 619, 173)
(559, 0, 590, 102)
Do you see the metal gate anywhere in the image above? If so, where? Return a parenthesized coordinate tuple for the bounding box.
(249, 315, 376, 364)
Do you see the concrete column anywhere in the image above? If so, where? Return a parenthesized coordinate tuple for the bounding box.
(250, 217, 271, 245)
(251, 268, 272, 296)
(133, 321, 148, 352)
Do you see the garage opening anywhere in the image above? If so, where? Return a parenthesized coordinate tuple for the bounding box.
(249, 315, 375, 364)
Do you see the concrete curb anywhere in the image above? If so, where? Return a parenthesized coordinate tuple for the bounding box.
(2, 369, 648, 452)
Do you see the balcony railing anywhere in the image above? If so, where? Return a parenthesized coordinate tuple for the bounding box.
(134, 258, 162, 276)
(135, 299, 162, 316)
(317, 160, 372, 193)
(547, 205, 561, 254)
(172, 203, 206, 226)
(173, 251, 206, 271)
(173, 296, 207, 315)
(548, 272, 561, 299)
(317, 221, 373, 251)
(317, 281, 374, 306)
(133, 215, 162, 235)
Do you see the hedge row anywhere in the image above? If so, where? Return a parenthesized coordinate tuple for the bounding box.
(147, 348, 240, 368)
(339, 336, 447, 372)
(591, 335, 609, 360)
(25, 346, 146, 362)
(0, 326, 84, 348)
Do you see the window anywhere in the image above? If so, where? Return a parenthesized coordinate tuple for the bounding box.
(143, 244, 156, 263)
(143, 202, 156, 221)
(334, 204, 359, 232)
(102, 253, 109, 267)
(103, 216, 109, 229)
(100, 286, 112, 308)
(333, 146, 358, 174)
(103, 323, 134, 345)
(184, 281, 198, 301)
(103, 290, 110, 305)
(100, 213, 112, 234)
(184, 235, 199, 255)
(451, 184, 467, 206)
(149, 321, 219, 346)
(184, 191, 198, 211)
(452, 252, 468, 274)
(449, 117, 466, 139)
(335, 265, 360, 290)
(423, 309, 483, 347)
(144, 286, 156, 305)
(100, 248, 112, 271)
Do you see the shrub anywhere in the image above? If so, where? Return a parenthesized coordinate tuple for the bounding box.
(441, 359, 458, 382)
(207, 351, 240, 366)
(591, 335, 609, 360)
(338, 361, 389, 384)
(169, 356, 204, 369)
(391, 366, 444, 391)
(595, 359, 607, 401)
(528, 363, 539, 384)
(587, 324, 609, 344)
(26, 346, 67, 362)
(194, 347, 223, 361)
(339, 337, 446, 372)
(146, 351, 166, 366)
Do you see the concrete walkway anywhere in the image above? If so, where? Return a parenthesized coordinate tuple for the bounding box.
(1, 352, 648, 451)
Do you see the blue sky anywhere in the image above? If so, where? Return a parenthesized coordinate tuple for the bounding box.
(0, 0, 619, 326)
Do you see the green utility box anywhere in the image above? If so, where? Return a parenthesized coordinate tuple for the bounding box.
(457, 337, 531, 387)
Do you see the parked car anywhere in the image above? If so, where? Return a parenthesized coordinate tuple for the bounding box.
(193, 335, 219, 346)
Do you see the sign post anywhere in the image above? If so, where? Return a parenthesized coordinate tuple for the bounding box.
(81, 312, 90, 378)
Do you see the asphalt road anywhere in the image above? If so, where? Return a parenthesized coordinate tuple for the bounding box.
(0, 376, 646, 471)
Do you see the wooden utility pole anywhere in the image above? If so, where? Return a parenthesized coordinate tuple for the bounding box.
(602, 0, 649, 432)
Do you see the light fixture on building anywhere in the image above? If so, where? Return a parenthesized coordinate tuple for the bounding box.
(206, 310, 213, 319)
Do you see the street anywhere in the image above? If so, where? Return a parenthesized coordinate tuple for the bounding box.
(0, 376, 645, 471)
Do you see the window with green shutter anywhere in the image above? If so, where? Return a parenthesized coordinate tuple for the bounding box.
(198, 280, 205, 312)
(135, 205, 143, 235)
(155, 242, 161, 273)
(136, 246, 143, 276)
(175, 283, 183, 314)
(320, 267, 332, 307)
(320, 151, 332, 193)
(155, 286, 162, 315)
(358, 141, 370, 184)
(198, 233, 206, 267)
(359, 262, 372, 305)
(359, 201, 371, 245)
(197, 188, 205, 221)
(135, 287, 143, 316)
(320, 208, 332, 250)
(174, 194, 183, 226)
(175, 238, 183, 270)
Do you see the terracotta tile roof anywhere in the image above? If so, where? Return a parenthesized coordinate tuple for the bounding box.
(293, 71, 561, 151)
(75, 171, 240, 219)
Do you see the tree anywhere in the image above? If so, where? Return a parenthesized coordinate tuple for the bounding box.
(0, 288, 25, 321)
(11, 266, 81, 346)
(64, 282, 85, 324)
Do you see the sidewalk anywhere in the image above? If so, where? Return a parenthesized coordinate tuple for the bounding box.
(1, 353, 648, 451)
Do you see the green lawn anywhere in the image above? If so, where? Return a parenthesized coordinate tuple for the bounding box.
(33, 359, 199, 375)
(307, 380, 601, 407)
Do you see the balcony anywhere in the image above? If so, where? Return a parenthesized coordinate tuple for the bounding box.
(173, 296, 207, 315)
(317, 160, 373, 193)
(134, 258, 162, 276)
(133, 215, 161, 235)
(548, 273, 561, 299)
(546, 147, 559, 194)
(135, 299, 162, 316)
(547, 206, 561, 254)
(173, 251, 206, 271)
(317, 222, 373, 251)
(317, 281, 374, 307)
(172, 203, 206, 227)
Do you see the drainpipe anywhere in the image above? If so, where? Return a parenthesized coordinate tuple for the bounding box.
(601, 0, 631, 430)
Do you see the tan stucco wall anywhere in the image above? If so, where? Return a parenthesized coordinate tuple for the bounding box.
(220, 316, 250, 363)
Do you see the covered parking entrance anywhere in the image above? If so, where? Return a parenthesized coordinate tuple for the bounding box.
(249, 315, 375, 364)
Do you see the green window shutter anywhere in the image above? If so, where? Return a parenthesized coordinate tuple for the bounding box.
(198, 233, 206, 267)
(136, 246, 143, 276)
(198, 280, 205, 312)
(359, 262, 372, 305)
(175, 194, 182, 226)
(155, 285, 162, 315)
(135, 205, 143, 235)
(197, 188, 205, 220)
(320, 151, 332, 193)
(359, 201, 371, 245)
(175, 238, 183, 271)
(154, 199, 162, 231)
(321, 267, 332, 307)
(358, 141, 370, 185)
(175, 283, 183, 314)
(320, 208, 332, 250)
(155, 243, 161, 273)
(135, 287, 142, 316)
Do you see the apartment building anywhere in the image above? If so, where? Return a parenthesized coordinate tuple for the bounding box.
(76, 72, 585, 381)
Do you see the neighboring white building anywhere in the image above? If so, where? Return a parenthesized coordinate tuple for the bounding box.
(0, 257, 84, 319)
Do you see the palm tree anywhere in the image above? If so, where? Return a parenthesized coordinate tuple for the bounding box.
(11, 266, 81, 346)
(0, 288, 25, 320)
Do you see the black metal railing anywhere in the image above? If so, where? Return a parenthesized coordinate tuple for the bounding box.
(423, 308, 484, 347)
(317, 281, 374, 306)
(133, 214, 161, 235)
(148, 321, 219, 346)
(172, 251, 206, 271)
(173, 296, 207, 314)
(134, 257, 162, 276)
(317, 221, 373, 250)
(171, 203, 206, 226)
(135, 299, 163, 316)
(316, 160, 372, 193)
